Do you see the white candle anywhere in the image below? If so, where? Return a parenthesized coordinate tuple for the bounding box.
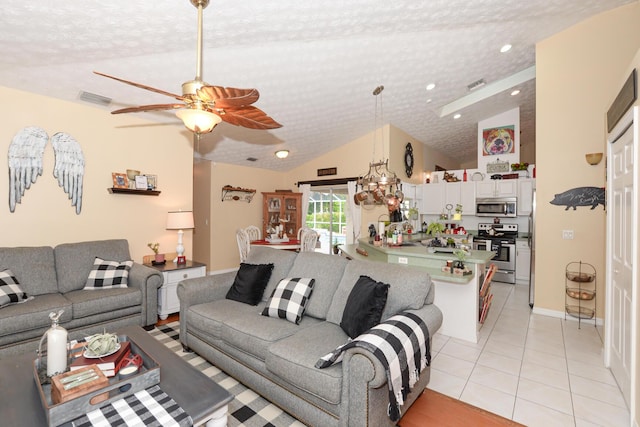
(47, 326, 67, 376)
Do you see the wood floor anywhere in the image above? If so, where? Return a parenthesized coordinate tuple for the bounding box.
(155, 314, 521, 426)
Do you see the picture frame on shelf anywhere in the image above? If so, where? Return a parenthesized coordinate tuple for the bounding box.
(134, 175, 148, 190)
(145, 175, 157, 190)
(112, 172, 128, 189)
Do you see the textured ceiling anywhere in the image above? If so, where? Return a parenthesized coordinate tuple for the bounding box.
(1, 0, 634, 171)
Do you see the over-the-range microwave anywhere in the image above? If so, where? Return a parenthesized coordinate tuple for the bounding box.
(475, 197, 517, 217)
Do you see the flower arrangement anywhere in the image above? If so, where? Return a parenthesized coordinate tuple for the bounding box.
(510, 162, 529, 171)
(147, 242, 160, 254)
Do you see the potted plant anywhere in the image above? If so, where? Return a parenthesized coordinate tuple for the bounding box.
(453, 248, 467, 269)
(453, 204, 463, 220)
(147, 243, 164, 264)
(426, 221, 445, 236)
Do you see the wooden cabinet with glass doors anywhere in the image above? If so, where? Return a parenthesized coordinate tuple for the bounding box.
(262, 192, 303, 239)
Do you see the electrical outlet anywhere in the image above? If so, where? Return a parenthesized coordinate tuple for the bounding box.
(562, 230, 574, 240)
(398, 257, 408, 264)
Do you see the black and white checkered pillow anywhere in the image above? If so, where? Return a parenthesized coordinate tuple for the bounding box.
(0, 268, 29, 308)
(261, 277, 315, 324)
(84, 257, 133, 290)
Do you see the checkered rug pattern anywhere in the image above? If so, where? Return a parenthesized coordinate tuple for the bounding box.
(149, 322, 306, 427)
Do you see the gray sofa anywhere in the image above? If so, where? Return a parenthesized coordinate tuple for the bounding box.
(178, 247, 442, 427)
(0, 239, 163, 358)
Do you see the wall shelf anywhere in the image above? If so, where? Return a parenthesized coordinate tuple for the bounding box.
(221, 185, 256, 202)
(107, 188, 161, 196)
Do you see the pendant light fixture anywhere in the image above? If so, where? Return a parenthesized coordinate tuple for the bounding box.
(355, 85, 401, 209)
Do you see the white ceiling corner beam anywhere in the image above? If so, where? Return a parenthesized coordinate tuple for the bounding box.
(438, 65, 536, 117)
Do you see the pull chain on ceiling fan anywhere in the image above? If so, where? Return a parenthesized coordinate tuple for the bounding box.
(94, 0, 282, 134)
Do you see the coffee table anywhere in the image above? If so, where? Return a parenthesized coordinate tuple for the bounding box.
(0, 325, 232, 426)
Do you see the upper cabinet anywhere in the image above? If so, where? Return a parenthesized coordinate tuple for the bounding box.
(517, 178, 535, 216)
(421, 184, 445, 214)
(476, 180, 518, 198)
(421, 182, 475, 215)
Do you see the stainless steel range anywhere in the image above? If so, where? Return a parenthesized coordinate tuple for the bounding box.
(473, 223, 518, 284)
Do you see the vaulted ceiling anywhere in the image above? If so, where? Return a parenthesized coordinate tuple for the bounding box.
(1, 0, 634, 171)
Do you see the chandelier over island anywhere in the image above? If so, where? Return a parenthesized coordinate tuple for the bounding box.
(355, 85, 403, 218)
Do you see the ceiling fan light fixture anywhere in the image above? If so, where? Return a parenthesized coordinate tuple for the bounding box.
(176, 108, 221, 134)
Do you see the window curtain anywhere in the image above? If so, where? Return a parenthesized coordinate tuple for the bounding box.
(347, 181, 361, 244)
(299, 184, 311, 228)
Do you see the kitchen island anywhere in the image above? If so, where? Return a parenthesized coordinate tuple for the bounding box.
(340, 238, 494, 343)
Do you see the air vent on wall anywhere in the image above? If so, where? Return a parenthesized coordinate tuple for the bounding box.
(467, 78, 486, 91)
(78, 91, 112, 107)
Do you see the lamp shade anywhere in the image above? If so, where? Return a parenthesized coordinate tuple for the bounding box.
(166, 211, 194, 230)
(175, 109, 222, 134)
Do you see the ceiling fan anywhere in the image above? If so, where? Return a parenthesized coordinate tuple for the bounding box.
(94, 0, 281, 134)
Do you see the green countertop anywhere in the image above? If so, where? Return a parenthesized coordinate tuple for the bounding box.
(339, 240, 495, 284)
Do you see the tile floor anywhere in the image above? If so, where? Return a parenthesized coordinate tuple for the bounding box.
(427, 281, 630, 427)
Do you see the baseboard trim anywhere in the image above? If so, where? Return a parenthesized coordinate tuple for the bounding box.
(532, 306, 603, 326)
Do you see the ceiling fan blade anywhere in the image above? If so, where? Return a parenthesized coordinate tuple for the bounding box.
(112, 103, 185, 114)
(220, 105, 282, 130)
(94, 71, 186, 101)
(198, 86, 259, 108)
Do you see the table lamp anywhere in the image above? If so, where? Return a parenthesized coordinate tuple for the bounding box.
(166, 210, 194, 264)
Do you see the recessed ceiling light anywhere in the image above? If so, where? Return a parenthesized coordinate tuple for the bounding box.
(453, 113, 461, 119)
(275, 150, 289, 159)
(426, 83, 436, 91)
(511, 89, 520, 96)
(500, 44, 512, 53)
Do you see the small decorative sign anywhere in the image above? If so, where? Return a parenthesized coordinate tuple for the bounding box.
(486, 159, 510, 173)
(317, 167, 337, 177)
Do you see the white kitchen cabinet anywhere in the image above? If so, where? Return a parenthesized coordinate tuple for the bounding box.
(422, 182, 475, 215)
(150, 261, 207, 320)
(517, 178, 535, 216)
(421, 183, 445, 214)
(515, 239, 531, 285)
(476, 180, 518, 198)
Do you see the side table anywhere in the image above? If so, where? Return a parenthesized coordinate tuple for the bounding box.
(146, 260, 206, 320)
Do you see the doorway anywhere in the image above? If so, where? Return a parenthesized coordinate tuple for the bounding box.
(305, 187, 349, 254)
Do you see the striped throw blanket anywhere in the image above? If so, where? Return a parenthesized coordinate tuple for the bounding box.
(315, 312, 431, 421)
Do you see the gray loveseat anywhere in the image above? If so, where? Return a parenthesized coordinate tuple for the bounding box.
(178, 247, 442, 427)
(0, 239, 163, 358)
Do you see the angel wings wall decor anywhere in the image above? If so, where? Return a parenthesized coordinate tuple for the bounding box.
(8, 127, 85, 214)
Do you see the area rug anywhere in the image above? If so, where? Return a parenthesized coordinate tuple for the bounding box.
(149, 321, 304, 427)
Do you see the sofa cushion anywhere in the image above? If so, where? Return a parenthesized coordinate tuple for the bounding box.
(55, 240, 132, 294)
(0, 293, 72, 338)
(340, 275, 389, 339)
(0, 268, 30, 308)
(266, 322, 348, 405)
(64, 287, 142, 319)
(225, 263, 274, 305)
(84, 257, 133, 289)
(326, 259, 431, 325)
(0, 246, 57, 295)
(262, 278, 315, 324)
(286, 252, 348, 319)
(188, 299, 321, 361)
(245, 247, 297, 303)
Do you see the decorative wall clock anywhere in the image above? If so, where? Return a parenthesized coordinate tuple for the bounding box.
(404, 142, 414, 177)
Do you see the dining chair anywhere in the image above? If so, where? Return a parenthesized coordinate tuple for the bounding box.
(299, 229, 319, 252)
(244, 225, 261, 241)
(297, 227, 311, 241)
(236, 228, 251, 262)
